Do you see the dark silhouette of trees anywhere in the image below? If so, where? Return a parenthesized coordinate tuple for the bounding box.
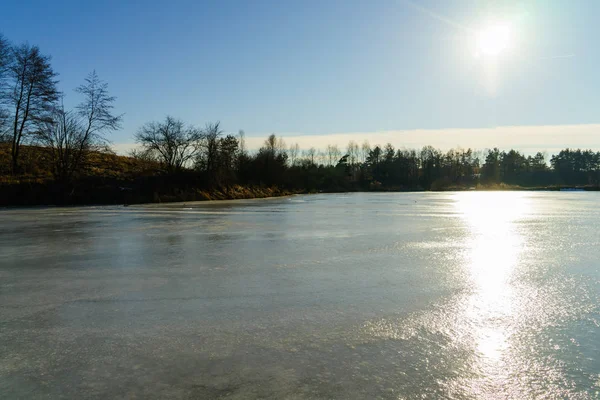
(304, 147, 317, 166)
(477, 148, 581, 186)
(481, 148, 501, 183)
(135, 116, 202, 173)
(195, 122, 223, 180)
(5, 43, 59, 173)
(529, 152, 547, 172)
(217, 134, 239, 185)
(551, 149, 600, 185)
(251, 134, 288, 186)
(345, 141, 360, 181)
(419, 146, 442, 189)
(195, 123, 240, 186)
(500, 149, 526, 184)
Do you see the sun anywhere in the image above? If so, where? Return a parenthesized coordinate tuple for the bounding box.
(476, 23, 511, 57)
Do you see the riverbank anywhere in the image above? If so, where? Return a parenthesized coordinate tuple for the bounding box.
(4, 144, 600, 206)
(3, 180, 600, 207)
(0, 177, 302, 207)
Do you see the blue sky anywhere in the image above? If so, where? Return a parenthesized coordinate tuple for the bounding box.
(2, 0, 600, 152)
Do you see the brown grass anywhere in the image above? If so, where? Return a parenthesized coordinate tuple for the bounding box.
(0, 143, 158, 180)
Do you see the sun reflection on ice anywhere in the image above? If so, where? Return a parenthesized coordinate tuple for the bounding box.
(454, 192, 530, 367)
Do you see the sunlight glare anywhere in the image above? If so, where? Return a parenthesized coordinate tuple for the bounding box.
(455, 193, 530, 364)
(476, 23, 511, 57)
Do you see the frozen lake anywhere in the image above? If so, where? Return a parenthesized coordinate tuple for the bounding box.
(1, 192, 600, 399)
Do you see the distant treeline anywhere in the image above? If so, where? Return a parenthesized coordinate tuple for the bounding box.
(1, 32, 599, 205)
(130, 122, 600, 192)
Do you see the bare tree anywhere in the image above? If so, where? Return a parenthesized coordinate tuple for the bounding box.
(361, 140, 371, 164)
(263, 133, 287, 158)
(277, 137, 287, 156)
(326, 144, 341, 166)
(37, 103, 83, 181)
(129, 147, 156, 163)
(35, 72, 121, 181)
(135, 116, 201, 172)
(235, 129, 250, 174)
(237, 129, 246, 157)
(318, 149, 327, 166)
(75, 71, 122, 149)
(196, 122, 223, 175)
(304, 147, 317, 166)
(325, 144, 334, 166)
(288, 143, 300, 166)
(334, 146, 342, 165)
(276, 136, 287, 157)
(0, 34, 11, 140)
(0, 33, 9, 78)
(5, 43, 59, 173)
(346, 140, 359, 166)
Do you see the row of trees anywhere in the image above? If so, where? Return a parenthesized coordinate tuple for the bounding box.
(132, 115, 600, 190)
(0, 33, 121, 180)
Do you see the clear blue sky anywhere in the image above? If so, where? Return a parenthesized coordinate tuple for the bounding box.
(1, 0, 599, 151)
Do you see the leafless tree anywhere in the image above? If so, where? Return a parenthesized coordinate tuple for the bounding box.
(288, 143, 300, 166)
(196, 122, 223, 175)
(237, 129, 246, 157)
(318, 149, 327, 166)
(5, 44, 59, 173)
(325, 144, 334, 166)
(346, 140, 359, 166)
(304, 147, 317, 166)
(235, 129, 250, 173)
(75, 71, 122, 148)
(135, 116, 201, 172)
(35, 72, 121, 181)
(361, 140, 371, 164)
(326, 144, 341, 166)
(276, 136, 287, 156)
(0, 34, 9, 78)
(0, 34, 11, 140)
(263, 133, 287, 158)
(129, 147, 156, 163)
(36, 103, 83, 180)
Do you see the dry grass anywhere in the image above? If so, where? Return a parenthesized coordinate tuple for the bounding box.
(475, 182, 522, 191)
(0, 143, 158, 180)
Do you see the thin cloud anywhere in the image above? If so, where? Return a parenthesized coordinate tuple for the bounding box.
(251, 124, 600, 155)
(539, 54, 576, 60)
(112, 124, 600, 157)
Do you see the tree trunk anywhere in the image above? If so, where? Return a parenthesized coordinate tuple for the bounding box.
(11, 143, 20, 174)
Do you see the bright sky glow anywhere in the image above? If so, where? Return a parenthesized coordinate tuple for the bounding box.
(476, 24, 512, 57)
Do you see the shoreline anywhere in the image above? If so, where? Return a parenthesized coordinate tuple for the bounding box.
(2, 186, 598, 210)
(137, 193, 300, 207)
